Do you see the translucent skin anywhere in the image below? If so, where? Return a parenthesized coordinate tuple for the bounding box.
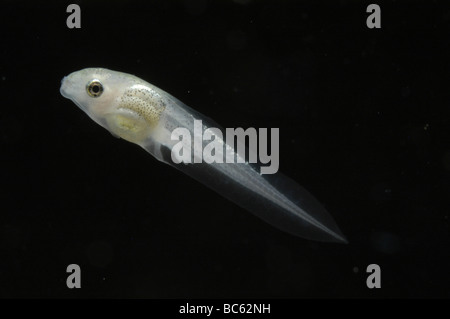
(60, 68, 347, 243)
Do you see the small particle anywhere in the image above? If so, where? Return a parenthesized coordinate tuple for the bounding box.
(370, 231, 401, 254)
(370, 182, 392, 202)
(86, 241, 113, 268)
(1, 76, 5, 81)
(183, 0, 207, 15)
(353, 267, 359, 273)
(401, 86, 411, 98)
(424, 123, 429, 131)
(227, 29, 247, 50)
(441, 151, 450, 171)
(102, 277, 106, 281)
(187, 90, 191, 94)
(233, 0, 253, 5)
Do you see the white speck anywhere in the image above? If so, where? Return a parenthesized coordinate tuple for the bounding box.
(187, 90, 191, 93)
(353, 266, 359, 273)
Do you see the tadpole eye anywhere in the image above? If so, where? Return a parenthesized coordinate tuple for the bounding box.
(86, 79, 104, 97)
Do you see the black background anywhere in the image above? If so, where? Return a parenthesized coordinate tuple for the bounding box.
(0, 0, 449, 298)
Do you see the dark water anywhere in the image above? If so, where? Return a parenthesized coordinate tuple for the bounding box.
(0, 0, 449, 298)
